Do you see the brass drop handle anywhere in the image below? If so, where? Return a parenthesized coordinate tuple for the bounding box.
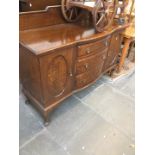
(116, 37, 118, 40)
(85, 63, 89, 69)
(86, 48, 90, 54)
(69, 71, 73, 77)
(29, 3, 32, 7)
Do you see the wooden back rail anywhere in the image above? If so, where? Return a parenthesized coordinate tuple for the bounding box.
(20, 6, 66, 31)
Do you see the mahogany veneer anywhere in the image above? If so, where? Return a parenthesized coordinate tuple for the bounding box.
(19, 6, 128, 125)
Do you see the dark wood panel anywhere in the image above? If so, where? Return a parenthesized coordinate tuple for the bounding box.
(20, 0, 61, 12)
(103, 32, 122, 71)
(39, 47, 75, 107)
(19, 6, 66, 31)
(19, 45, 43, 105)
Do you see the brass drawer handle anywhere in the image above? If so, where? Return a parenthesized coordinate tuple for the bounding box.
(116, 37, 118, 40)
(69, 73, 73, 77)
(69, 72, 73, 77)
(85, 63, 89, 69)
(86, 48, 90, 54)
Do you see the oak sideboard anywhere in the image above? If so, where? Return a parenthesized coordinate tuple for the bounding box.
(19, 6, 129, 125)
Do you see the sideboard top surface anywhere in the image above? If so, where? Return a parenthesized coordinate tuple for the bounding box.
(20, 23, 129, 56)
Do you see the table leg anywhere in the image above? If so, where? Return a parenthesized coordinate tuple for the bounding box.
(130, 41, 135, 62)
(117, 37, 132, 72)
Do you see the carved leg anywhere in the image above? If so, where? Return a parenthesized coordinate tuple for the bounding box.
(109, 70, 113, 77)
(43, 112, 50, 126)
(127, 41, 133, 58)
(117, 37, 133, 73)
(44, 120, 49, 126)
(25, 98, 30, 105)
(132, 51, 135, 63)
(130, 41, 135, 62)
(107, 70, 111, 76)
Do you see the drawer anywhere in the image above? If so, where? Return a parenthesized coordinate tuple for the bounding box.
(75, 59, 104, 89)
(77, 37, 110, 57)
(76, 72, 92, 89)
(76, 49, 107, 75)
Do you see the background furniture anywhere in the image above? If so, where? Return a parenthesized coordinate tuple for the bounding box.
(61, 0, 118, 32)
(19, 6, 129, 125)
(117, 0, 135, 72)
(118, 24, 135, 72)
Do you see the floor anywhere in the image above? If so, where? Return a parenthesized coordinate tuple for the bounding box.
(19, 72, 135, 155)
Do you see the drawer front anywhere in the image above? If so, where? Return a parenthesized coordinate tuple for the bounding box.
(76, 49, 107, 75)
(77, 37, 110, 57)
(75, 57, 105, 89)
(76, 68, 102, 89)
(76, 72, 93, 89)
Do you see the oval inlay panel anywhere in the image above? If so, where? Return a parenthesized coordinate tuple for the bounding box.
(47, 55, 68, 97)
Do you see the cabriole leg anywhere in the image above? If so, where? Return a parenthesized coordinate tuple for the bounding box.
(25, 98, 30, 105)
(43, 112, 50, 126)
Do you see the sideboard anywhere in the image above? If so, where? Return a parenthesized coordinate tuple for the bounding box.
(19, 6, 129, 125)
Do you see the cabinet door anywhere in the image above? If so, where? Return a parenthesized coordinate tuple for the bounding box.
(104, 32, 122, 71)
(39, 48, 74, 106)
